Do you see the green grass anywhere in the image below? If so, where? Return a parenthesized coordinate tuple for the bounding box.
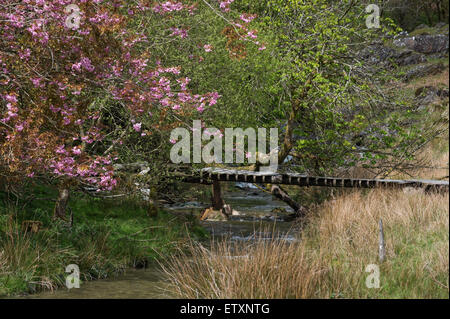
(0, 185, 208, 297)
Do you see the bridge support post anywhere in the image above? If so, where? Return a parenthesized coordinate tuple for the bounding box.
(212, 180, 224, 210)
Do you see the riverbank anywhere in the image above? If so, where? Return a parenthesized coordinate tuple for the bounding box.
(163, 188, 449, 298)
(0, 186, 207, 297)
(163, 138, 449, 299)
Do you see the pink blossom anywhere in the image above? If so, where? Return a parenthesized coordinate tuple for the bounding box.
(240, 14, 256, 23)
(49, 105, 61, 113)
(71, 62, 82, 73)
(31, 77, 43, 88)
(160, 98, 170, 106)
(4, 94, 18, 103)
(133, 122, 142, 132)
(169, 27, 188, 39)
(197, 104, 205, 113)
(203, 44, 213, 52)
(55, 145, 67, 155)
(72, 147, 82, 155)
(219, 0, 235, 12)
(63, 117, 71, 125)
(0, 0, 257, 192)
(247, 30, 257, 39)
(208, 92, 220, 106)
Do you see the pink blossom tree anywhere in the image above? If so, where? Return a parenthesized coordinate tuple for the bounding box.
(0, 0, 260, 218)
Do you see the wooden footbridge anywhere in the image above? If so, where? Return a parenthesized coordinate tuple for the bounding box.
(180, 167, 449, 192)
(113, 162, 448, 215)
(172, 166, 448, 218)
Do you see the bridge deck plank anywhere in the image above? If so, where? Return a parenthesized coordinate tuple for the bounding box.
(192, 167, 449, 189)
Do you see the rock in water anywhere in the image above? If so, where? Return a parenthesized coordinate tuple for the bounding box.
(222, 204, 241, 216)
(200, 207, 228, 221)
(235, 182, 258, 190)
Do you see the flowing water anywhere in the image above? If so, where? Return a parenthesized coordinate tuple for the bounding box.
(23, 184, 299, 299)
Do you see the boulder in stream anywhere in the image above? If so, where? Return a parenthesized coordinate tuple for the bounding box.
(200, 207, 228, 221)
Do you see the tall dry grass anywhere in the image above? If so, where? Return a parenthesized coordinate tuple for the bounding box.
(162, 234, 325, 299)
(405, 68, 449, 90)
(407, 138, 449, 180)
(163, 188, 449, 298)
(305, 189, 449, 298)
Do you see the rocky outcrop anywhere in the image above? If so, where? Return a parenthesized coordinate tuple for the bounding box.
(393, 34, 449, 54)
(358, 44, 396, 66)
(415, 86, 449, 99)
(358, 44, 427, 67)
(404, 63, 445, 82)
(359, 25, 448, 71)
(414, 86, 449, 109)
(396, 50, 427, 66)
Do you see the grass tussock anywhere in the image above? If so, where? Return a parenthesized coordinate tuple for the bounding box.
(163, 189, 449, 298)
(0, 217, 69, 293)
(162, 235, 323, 299)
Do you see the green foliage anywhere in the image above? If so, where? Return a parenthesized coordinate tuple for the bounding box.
(80, 0, 439, 178)
(235, 0, 423, 173)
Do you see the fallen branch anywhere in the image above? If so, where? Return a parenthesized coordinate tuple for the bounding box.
(270, 185, 307, 218)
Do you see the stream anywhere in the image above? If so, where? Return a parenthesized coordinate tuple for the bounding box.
(23, 184, 299, 299)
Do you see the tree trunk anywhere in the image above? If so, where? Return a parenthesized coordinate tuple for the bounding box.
(270, 185, 307, 218)
(424, 6, 433, 25)
(278, 109, 296, 166)
(278, 80, 311, 166)
(53, 187, 70, 220)
(212, 180, 224, 210)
